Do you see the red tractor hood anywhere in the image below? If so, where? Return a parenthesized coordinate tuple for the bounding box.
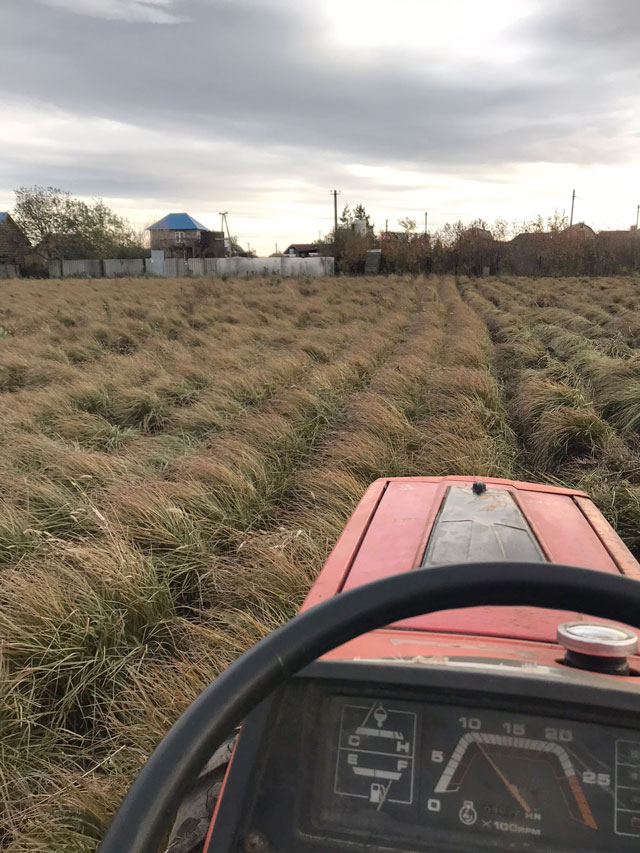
(301, 476, 640, 645)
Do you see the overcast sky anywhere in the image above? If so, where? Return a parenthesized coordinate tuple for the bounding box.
(1, 0, 639, 253)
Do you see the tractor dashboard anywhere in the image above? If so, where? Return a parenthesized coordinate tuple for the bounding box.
(205, 660, 640, 852)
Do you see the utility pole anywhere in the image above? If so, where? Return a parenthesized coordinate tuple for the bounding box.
(569, 190, 576, 227)
(424, 211, 428, 236)
(219, 211, 228, 253)
(219, 211, 233, 256)
(331, 190, 340, 239)
(331, 190, 341, 275)
(385, 219, 388, 234)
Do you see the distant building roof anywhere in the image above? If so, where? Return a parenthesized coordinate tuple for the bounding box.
(510, 231, 553, 243)
(0, 213, 8, 224)
(286, 243, 317, 253)
(564, 222, 595, 237)
(147, 213, 209, 232)
(463, 227, 493, 239)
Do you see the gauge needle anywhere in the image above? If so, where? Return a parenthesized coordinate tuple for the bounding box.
(477, 743, 531, 814)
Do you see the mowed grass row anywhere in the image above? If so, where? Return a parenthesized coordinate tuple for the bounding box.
(0, 277, 409, 564)
(0, 276, 419, 850)
(473, 276, 640, 452)
(498, 274, 640, 347)
(460, 276, 640, 554)
(219, 274, 519, 646)
(476, 276, 640, 445)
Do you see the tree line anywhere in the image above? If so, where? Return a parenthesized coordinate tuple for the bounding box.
(321, 204, 640, 276)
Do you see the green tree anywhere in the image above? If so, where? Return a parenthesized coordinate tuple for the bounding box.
(339, 204, 353, 228)
(339, 203, 373, 231)
(13, 186, 76, 244)
(353, 204, 373, 229)
(13, 186, 140, 259)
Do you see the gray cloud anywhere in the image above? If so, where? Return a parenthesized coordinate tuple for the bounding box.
(0, 0, 638, 209)
(38, 0, 187, 24)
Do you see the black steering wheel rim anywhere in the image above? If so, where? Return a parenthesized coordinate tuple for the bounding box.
(98, 562, 640, 853)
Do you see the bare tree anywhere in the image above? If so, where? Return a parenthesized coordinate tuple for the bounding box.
(398, 216, 417, 233)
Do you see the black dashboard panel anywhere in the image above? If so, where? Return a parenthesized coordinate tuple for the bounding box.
(206, 662, 640, 852)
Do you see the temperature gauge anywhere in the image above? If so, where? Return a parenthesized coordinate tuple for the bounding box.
(334, 701, 416, 808)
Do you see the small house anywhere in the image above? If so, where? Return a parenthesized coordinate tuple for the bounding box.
(0, 213, 31, 266)
(148, 213, 223, 258)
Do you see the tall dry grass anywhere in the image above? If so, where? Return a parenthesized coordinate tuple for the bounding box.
(2, 272, 639, 850)
(460, 275, 640, 550)
(0, 274, 422, 849)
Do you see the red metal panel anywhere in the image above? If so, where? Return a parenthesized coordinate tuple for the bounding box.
(574, 496, 640, 579)
(515, 490, 621, 574)
(384, 474, 588, 498)
(340, 480, 443, 592)
(300, 478, 388, 611)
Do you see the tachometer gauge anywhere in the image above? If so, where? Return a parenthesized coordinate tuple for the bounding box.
(434, 730, 597, 832)
(423, 709, 619, 846)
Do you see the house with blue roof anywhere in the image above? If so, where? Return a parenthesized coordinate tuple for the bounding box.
(147, 213, 225, 259)
(0, 212, 31, 267)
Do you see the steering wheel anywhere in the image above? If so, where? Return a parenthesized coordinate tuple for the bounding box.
(98, 562, 640, 853)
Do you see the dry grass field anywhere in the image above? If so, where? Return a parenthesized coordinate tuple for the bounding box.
(1, 273, 639, 850)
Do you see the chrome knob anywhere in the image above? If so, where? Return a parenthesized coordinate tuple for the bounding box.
(557, 622, 638, 674)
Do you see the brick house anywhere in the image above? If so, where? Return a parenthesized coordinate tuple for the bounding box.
(147, 213, 224, 259)
(0, 213, 31, 265)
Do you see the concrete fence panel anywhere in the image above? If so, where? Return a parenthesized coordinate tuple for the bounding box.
(38, 255, 334, 280)
(252, 258, 282, 275)
(187, 258, 205, 276)
(280, 257, 305, 277)
(163, 258, 186, 277)
(215, 258, 239, 277)
(48, 261, 62, 279)
(0, 264, 20, 279)
(281, 256, 332, 276)
(62, 259, 103, 277)
(103, 258, 145, 277)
